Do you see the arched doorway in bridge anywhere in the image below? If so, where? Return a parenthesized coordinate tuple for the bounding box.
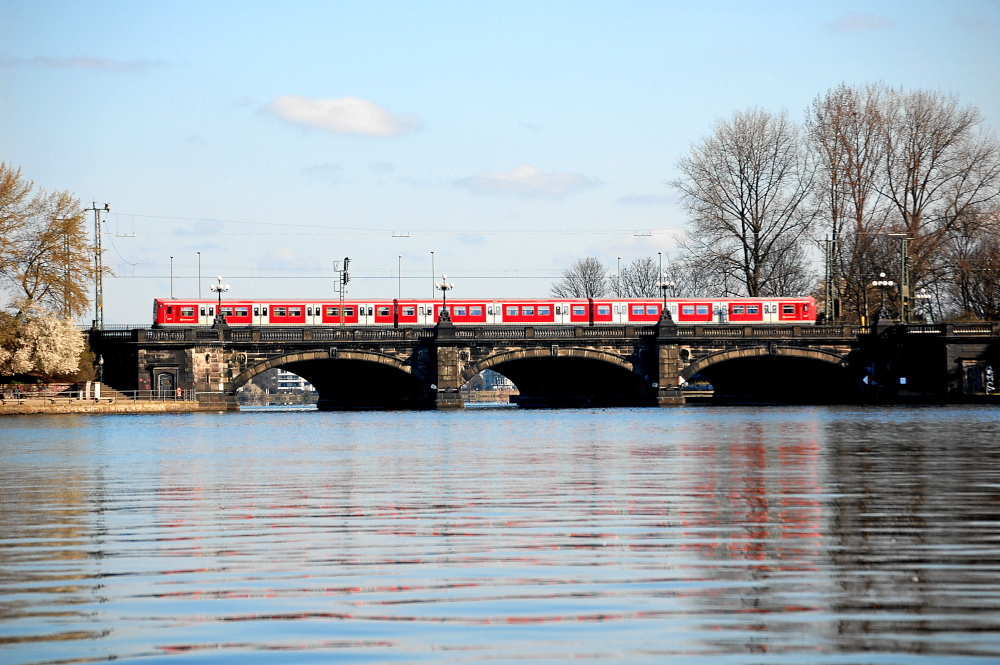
(461, 348, 656, 408)
(682, 347, 863, 404)
(234, 351, 433, 410)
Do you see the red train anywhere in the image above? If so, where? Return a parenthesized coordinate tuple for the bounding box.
(153, 296, 816, 327)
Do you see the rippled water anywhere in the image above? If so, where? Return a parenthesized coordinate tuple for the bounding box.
(2, 405, 999, 664)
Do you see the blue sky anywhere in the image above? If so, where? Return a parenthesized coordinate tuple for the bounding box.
(2, 0, 998, 322)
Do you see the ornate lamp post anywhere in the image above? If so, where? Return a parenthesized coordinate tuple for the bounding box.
(914, 287, 932, 322)
(210, 276, 230, 327)
(657, 273, 675, 308)
(871, 272, 895, 322)
(435, 274, 455, 321)
(657, 273, 675, 323)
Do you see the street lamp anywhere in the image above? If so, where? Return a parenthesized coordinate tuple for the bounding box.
(914, 287, 932, 322)
(210, 276, 230, 326)
(435, 273, 455, 320)
(657, 273, 675, 308)
(871, 272, 895, 322)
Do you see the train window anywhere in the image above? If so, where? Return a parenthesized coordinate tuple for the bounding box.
(538, 306, 550, 316)
(696, 305, 709, 315)
(307, 307, 313, 316)
(419, 307, 426, 316)
(646, 305, 658, 315)
(345, 307, 354, 316)
(201, 307, 206, 316)
(803, 304, 809, 312)
(572, 305, 586, 316)
(378, 307, 390, 317)
(470, 306, 483, 316)
(236, 307, 249, 317)
(274, 307, 286, 316)
(507, 306, 518, 316)
(747, 305, 759, 315)
(167, 306, 173, 315)
(290, 307, 302, 317)
(632, 305, 644, 315)
(326, 306, 337, 316)
(555, 306, 561, 315)
(597, 305, 610, 316)
(221, 307, 234, 316)
(614, 305, 620, 314)
(782, 304, 795, 314)
(523, 306, 534, 316)
(403, 307, 415, 316)
(208, 307, 214, 316)
(262, 307, 268, 315)
(733, 305, 745, 315)
(253, 307, 259, 316)
(454, 306, 466, 316)
(180, 306, 194, 317)
(487, 307, 494, 315)
(682, 305, 694, 315)
(367, 307, 373, 316)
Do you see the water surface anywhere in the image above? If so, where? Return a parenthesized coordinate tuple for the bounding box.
(2, 406, 999, 663)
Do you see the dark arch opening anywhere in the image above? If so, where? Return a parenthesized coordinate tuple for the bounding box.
(278, 359, 432, 410)
(487, 356, 654, 408)
(696, 356, 864, 404)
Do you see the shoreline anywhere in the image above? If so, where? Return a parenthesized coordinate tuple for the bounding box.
(0, 398, 225, 416)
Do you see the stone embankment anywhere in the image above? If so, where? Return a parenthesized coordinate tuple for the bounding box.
(0, 382, 228, 416)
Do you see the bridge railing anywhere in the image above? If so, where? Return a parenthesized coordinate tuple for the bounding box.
(89, 321, 1000, 345)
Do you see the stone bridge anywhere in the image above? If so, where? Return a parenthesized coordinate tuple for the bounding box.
(89, 318, 1000, 410)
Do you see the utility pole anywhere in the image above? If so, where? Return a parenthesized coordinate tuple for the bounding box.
(84, 203, 109, 329)
(824, 235, 839, 323)
(888, 233, 911, 323)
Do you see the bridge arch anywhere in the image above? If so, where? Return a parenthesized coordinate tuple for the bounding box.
(462, 346, 654, 407)
(680, 345, 847, 381)
(234, 350, 433, 410)
(680, 345, 860, 403)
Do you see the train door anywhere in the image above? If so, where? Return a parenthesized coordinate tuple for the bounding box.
(716, 302, 727, 324)
(357, 304, 371, 325)
(418, 303, 432, 325)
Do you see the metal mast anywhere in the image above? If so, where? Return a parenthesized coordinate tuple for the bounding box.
(85, 203, 109, 329)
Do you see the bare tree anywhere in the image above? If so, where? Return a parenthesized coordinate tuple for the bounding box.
(806, 83, 893, 321)
(673, 108, 817, 297)
(880, 88, 1000, 309)
(805, 84, 1000, 322)
(608, 257, 661, 297)
(550, 257, 608, 297)
(943, 206, 1000, 320)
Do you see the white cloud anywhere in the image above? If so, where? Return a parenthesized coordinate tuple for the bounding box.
(173, 219, 223, 236)
(265, 95, 421, 137)
(0, 55, 165, 73)
(457, 165, 601, 198)
(617, 193, 676, 206)
(826, 12, 894, 32)
(258, 247, 317, 271)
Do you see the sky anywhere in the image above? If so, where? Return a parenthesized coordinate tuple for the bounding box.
(2, 0, 999, 323)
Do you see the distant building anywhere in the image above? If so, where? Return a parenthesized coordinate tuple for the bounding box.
(275, 369, 315, 393)
(482, 369, 514, 390)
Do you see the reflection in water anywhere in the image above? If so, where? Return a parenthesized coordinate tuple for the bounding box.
(0, 407, 999, 663)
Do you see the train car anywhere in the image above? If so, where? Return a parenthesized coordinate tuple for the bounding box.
(153, 296, 816, 327)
